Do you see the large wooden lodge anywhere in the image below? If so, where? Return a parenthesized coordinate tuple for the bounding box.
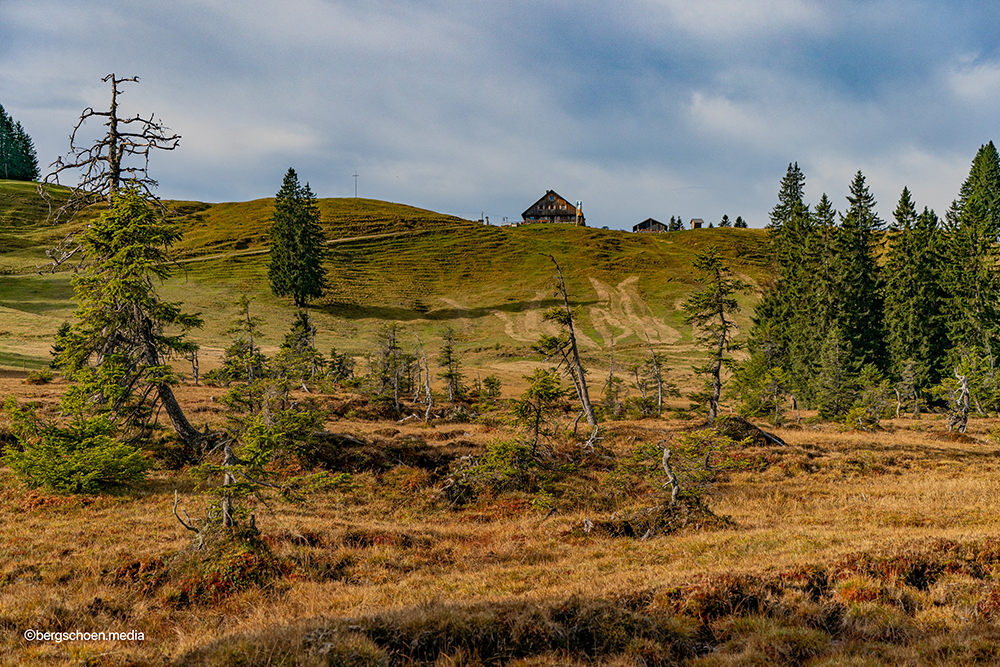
(521, 190, 585, 226)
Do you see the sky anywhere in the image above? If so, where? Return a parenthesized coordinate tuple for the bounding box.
(2, 0, 999, 230)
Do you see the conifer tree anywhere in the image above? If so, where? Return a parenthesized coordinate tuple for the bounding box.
(750, 163, 815, 400)
(51, 184, 204, 444)
(12, 121, 39, 181)
(437, 326, 463, 402)
(683, 247, 750, 423)
(267, 168, 329, 308)
(942, 143, 1000, 365)
(833, 171, 885, 370)
(814, 328, 855, 419)
(883, 188, 948, 390)
(0, 105, 39, 181)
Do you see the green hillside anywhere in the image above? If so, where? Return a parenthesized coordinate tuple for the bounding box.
(0, 182, 769, 381)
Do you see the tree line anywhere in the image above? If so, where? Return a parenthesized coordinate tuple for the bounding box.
(0, 103, 39, 181)
(737, 144, 1000, 430)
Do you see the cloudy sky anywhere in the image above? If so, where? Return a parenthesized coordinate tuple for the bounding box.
(2, 0, 998, 229)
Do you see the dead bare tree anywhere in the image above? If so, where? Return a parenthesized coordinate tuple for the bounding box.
(38, 74, 180, 270)
(415, 334, 434, 421)
(948, 371, 970, 433)
(38, 75, 203, 448)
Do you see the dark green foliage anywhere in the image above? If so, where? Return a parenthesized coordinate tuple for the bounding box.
(55, 184, 203, 437)
(266, 168, 329, 308)
(668, 215, 684, 231)
(49, 322, 72, 369)
(751, 164, 818, 402)
(834, 171, 885, 369)
(750, 166, 889, 415)
(3, 392, 148, 493)
(734, 216, 748, 228)
(326, 347, 355, 383)
(276, 310, 325, 384)
(883, 189, 948, 390)
(767, 162, 806, 231)
(482, 374, 502, 398)
(190, 335, 328, 529)
(512, 368, 565, 451)
(0, 104, 39, 181)
(719, 214, 732, 227)
(941, 142, 1000, 411)
(732, 344, 788, 423)
(844, 363, 894, 430)
(814, 328, 856, 420)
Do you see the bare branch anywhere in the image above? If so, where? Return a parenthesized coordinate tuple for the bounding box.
(173, 490, 199, 533)
(38, 73, 181, 270)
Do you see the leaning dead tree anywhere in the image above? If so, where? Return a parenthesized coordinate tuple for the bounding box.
(38, 73, 180, 270)
(40, 75, 203, 448)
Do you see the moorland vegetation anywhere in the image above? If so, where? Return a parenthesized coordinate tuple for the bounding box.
(4, 78, 1000, 666)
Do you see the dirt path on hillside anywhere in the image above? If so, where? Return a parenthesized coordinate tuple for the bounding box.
(490, 289, 601, 349)
(587, 276, 681, 345)
(490, 277, 673, 350)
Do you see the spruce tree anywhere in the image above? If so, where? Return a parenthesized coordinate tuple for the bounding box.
(46, 184, 203, 444)
(266, 168, 330, 308)
(940, 142, 1000, 411)
(814, 328, 855, 419)
(942, 144, 1000, 361)
(750, 163, 816, 401)
(12, 121, 39, 181)
(767, 163, 806, 231)
(0, 105, 37, 181)
(683, 247, 750, 423)
(833, 171, 885, 370)
(883, 188, 947, 390)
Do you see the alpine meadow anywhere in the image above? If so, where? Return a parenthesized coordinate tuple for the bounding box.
(10, 76, 1000, 667)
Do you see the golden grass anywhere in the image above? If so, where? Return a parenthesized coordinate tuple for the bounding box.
(5, 380, 1000, 665)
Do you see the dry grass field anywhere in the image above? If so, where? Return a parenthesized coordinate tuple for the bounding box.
(5, 375, 1000, 666)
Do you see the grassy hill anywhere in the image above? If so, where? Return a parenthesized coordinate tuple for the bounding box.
(0, 181, 769, 384)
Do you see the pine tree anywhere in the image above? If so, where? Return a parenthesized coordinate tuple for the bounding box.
(266, 168, 329, 308)
(833, 171, 885, 370)
(719, 214, 732, 227)
(734, 216, 748, 228)
(52, 184, 204, 442)
(0, 105, 38, 181)
(683, 247, 750, 423)
(883, 188, 948, 390)
(942, 143, 1000, 380)
(12, 121, 39, 181)
(750, 163, 816, 400)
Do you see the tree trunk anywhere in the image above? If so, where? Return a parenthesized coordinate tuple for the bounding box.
(551, 261, 596, 427)
(158, 383, 203, 445)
